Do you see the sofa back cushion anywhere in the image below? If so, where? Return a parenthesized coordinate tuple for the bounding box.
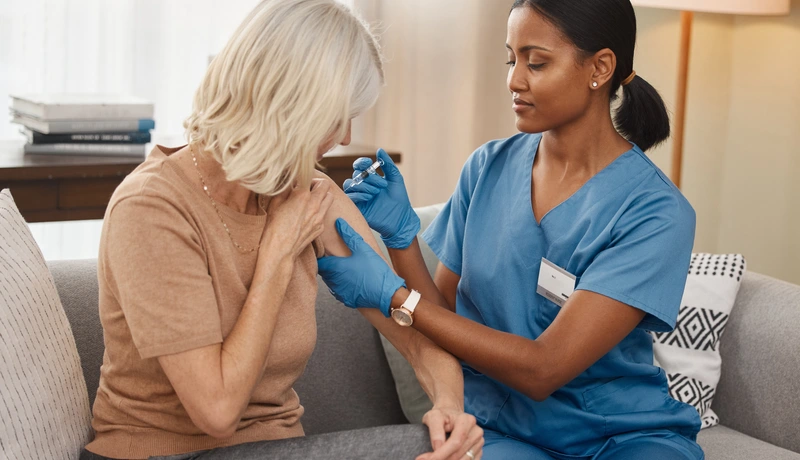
(48, 259, 104, 409)
(0, 189, 92, 460)
(292, 278, 408, 434)
(713, 272, 800, 453)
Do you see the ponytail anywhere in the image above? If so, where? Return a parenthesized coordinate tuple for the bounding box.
(615, 75, 671, 152)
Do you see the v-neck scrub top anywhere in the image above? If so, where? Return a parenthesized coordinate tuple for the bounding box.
(422, 133, 702, 458)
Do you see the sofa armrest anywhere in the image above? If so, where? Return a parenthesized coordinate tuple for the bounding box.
(713, 272, 800, 453)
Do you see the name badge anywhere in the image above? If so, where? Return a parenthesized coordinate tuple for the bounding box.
(537, 258, 576, 307)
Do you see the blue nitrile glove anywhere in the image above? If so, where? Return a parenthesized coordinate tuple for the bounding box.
(317, 218, 407, 317)
(343, 148, 421, 249)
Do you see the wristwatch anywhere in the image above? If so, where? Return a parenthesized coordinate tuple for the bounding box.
(391, 290, 421, 327)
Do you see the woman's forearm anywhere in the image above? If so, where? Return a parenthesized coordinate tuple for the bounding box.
(409, 331, 465, 410)
(359, 307, 465, 411)
(218, 250, 295, 414)
(161, 245, 296, 438)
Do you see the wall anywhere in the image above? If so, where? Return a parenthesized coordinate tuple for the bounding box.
(636, 2, 800, 283)
(356, 0, 518, 206)
(716, 7, 800, 283)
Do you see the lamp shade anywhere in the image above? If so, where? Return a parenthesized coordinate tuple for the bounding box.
(630, 0, 790, 15)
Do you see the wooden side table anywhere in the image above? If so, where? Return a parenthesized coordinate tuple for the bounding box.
(0, 142, 399, 223)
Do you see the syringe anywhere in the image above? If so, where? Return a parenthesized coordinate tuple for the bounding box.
(344, 159, 385, 191)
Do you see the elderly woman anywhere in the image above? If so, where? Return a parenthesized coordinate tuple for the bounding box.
(79, 1, 482, 459)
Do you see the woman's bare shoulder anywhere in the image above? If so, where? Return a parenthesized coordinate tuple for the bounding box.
(314, 171, 383, 259)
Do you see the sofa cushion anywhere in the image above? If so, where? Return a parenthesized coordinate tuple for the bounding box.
(0, 189, 92, 460)
(698, 425, 800, 460)
(653, 253, 746, 429)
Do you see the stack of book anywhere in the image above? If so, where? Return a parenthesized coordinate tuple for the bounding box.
(10, 94, 155, 157)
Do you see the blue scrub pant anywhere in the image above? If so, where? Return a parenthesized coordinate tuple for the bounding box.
(484, 429, 704, 460)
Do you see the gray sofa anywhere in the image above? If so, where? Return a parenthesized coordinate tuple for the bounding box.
(49, 207, 800, 459)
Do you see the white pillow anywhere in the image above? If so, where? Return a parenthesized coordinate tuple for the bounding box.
(0, 189, 92, 460)
(653, 253, 746, 429)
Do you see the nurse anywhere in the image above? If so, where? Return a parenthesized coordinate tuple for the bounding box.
(319, 0, 704, 459)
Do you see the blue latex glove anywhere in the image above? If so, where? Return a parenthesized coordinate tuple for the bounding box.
(343, 148, 420, 249)
(317, 218, 406, 317)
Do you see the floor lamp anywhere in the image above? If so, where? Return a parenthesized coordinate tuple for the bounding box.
(630, 0, 791, 189)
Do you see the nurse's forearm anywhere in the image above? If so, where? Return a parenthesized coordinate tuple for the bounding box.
(387, 239, 449, 309)
(392, 288, 556, 402)
(394, 287, 647, 403)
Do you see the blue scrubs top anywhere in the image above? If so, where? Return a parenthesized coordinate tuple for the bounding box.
(422, 133, 701, 457)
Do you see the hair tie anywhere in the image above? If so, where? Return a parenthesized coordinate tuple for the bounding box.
(621, 71, 636, 86)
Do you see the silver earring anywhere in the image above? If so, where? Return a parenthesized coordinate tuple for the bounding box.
(592, 82, 598, 88)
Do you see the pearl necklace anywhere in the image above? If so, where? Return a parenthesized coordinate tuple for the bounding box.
(190, 147, 265, 253)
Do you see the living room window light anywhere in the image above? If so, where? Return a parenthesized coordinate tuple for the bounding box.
(1, 0, 352, 260)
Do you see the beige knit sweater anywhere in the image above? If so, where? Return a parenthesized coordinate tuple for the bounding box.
(86, 145, 320, 459)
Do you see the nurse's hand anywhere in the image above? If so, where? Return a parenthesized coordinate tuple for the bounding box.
(418, 407, 484, 460)
(317, 218, 406, 317)
(344, 148, 420, 249)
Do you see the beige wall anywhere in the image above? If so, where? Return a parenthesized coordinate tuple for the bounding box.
(718, 8, 800, 284)
(362, 0, 800, 284)
(357, 0, 518, 205)
(635, 10, 735, 255)
(636, 2, 800, 284)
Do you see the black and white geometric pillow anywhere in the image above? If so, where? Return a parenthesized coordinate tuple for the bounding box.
(652, 253, 746, 429)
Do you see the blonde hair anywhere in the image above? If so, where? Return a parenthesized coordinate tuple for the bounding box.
(184, 0, 384, 195)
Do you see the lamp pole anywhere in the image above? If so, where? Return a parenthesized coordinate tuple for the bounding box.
(672, 10, 693, 189)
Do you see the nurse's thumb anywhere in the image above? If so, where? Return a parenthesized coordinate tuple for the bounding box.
(335, 218, 364, 252)
(376, 149, 402, 181)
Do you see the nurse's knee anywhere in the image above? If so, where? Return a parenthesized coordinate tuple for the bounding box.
(596, 437, 703, 460)
(482, 431, 554, 459)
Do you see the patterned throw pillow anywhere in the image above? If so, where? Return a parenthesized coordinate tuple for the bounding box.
(653, 253, 747, 429)
(0, 189, 92, 459)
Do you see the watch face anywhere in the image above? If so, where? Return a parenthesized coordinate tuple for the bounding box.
(391, 308, 413, 327)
